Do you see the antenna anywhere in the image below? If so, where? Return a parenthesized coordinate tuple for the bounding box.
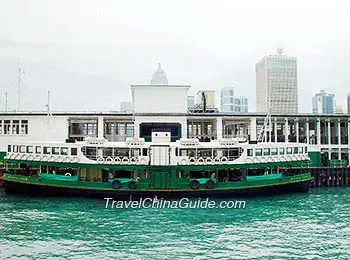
(46, 90, 51, 116)
(17, 58, 24, 112)
(277, 47, 284, 56)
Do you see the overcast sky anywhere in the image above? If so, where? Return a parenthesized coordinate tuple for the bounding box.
(0, 0, 349, 113)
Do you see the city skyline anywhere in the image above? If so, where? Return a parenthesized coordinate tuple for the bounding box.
(0, 1, 349, 113)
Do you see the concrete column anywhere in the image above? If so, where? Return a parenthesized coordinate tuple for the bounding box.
(296, 119, 299, 143)
(97, 116, 104, 138)
(317, 118, 321, 145)
(306, 119, 310, 144)
(181, 119, 187, 139)
(274, 118, 277, 142)
(133, 117, 139, 138)
(337, 119, 341, 146)
(249, 117, 257, 142)
(327, 119, 331, 145)
(216, 117, 223, 140)
(284, 117, 288, 143)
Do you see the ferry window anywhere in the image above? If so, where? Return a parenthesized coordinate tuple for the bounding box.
(43, 147, 51, 154)
(131, 149, 140, 157)
(7, 145, 11, 152)
(20, 145, 25, 153)
(0, 120, 2, 134)
(12, 120, 20, 134)
(228, 148, 240, 159)
(287, 147, 293, 154)
(255, 149, 262, 156)
(305, 147, 307, 153)
(13, 145, 18, 153)
(26, 146, 34, 153)
(263, 148, 270, 156)
(21, 120, 28, 134)
(71, 148, 78, 156)
(114, 148, 129, 157)
(298, 147, 303, 154)
(61, 147, 68, 155)
(36, 146, 42, 154)
(4, 120, 10, 134)
(85, 147, 96, 157)
(293, 147, 298, 154)
(52, 147, 60, 155)
(198, 149, 212, 158)
(271, 148, 278, 155)
(213, 149, 223, 158)
(247, 149, 253, 156)
(142, 148, 148, 156)
(280, 148, 285, 155)
(103, 147, 113, 158)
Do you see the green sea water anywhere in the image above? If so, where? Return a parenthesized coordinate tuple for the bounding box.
(0, 188, 349, 260)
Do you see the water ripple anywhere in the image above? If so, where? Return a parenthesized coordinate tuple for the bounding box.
(0, 187, 349, 259)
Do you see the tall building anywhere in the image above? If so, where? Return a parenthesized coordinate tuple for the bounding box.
(256, 48, 298, 113)
(312, 89, 335, 114)
(151, 63, 168, 85)
(220, 87, 248, 112)
(347, 93, 350, 114)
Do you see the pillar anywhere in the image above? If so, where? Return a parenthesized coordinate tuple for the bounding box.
(274, 118, 278, 142)
(284, 117, 288, 143)
(306, 119, 310, 144)
(97, 116, 104, 138)
(327, 119, 331, 145)
(216, 117, 223, 140)
(296, 119, 299, 143)
(317, 118, 321, 145)
(250, 117, 257, 142)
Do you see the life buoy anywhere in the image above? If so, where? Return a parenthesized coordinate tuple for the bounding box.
(206, 157, 213, 164)
(28, 155, 34, 161)
(220, 157, 228, 164)
(180, 158, 188, 165)
(64, 157, 72, 163)
(106, 156, 113, 164)
(65, 173, 72, 176)
(206, 180, 215, 189)
(214, 157, 221, 164)
(122, 157, 129, 164)
(35, 155, 41, 161)
(57, 156, 63, 162)
(114, 157, 121, 164)
(112, 179, 121, 189)
(21, 154, 28, 160)
(41, 156, 48, 162)
(245, 158, 252, 164)
(97, 157, 104, 164)
(189, 179, 200, 190)
(253, 157, 260, 164)
(130, 157, 137, 164)
(49, 156, 56, 162)
(15, 154, 22, 160)
(189, 157, 196, 164)
(267, 156, 273, 163)
(139, 158, 147, 165)
(72, 157, 79, 163)
(197, 157, 204, 164)
(128, 180, 137, 189)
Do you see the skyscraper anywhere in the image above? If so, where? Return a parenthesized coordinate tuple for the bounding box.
(347, 93, 350, 114)
(220, 87, 248, 112)
(151, 63, 168, 85)
(256, 48, 298, 113)
(312, 89, 335, 114)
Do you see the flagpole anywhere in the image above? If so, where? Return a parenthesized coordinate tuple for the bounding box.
(17, 58, 21, 112)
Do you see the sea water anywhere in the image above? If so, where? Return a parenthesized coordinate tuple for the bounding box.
(0, 188, 349, 259)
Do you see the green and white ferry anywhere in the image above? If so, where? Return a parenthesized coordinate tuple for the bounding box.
(1, 132, 312, 198)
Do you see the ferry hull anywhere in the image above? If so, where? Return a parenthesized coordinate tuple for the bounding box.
(2, 178, 311, 199)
